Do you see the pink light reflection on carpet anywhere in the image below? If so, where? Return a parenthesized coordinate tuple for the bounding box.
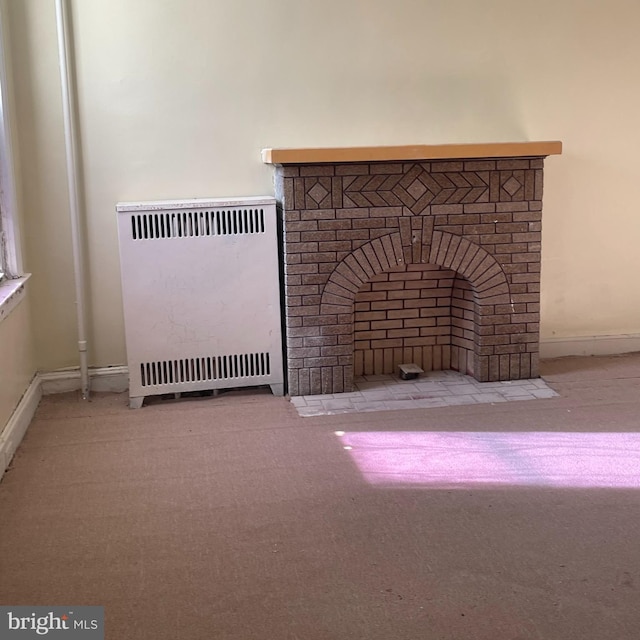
(339, 432, 640, 488)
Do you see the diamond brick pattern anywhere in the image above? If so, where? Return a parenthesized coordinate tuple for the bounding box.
(308, 182, 329, 204)
(341, 164, 489, 214)
(275, 157, 546, 396)
(503, 175, 522, 197)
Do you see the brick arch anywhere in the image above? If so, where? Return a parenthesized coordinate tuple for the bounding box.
(309, 230, 519, 391)
(428, 231, 511, 306)
(320, 230, 511, 315)
(320, 232, 404, 316)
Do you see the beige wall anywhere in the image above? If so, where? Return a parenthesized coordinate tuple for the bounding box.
(0, 295, 36, 429)
(7, 0, 640, 372)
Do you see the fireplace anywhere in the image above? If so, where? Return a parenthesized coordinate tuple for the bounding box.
(263, 142, 562, 396)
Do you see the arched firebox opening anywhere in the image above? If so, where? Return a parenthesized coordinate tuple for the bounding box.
(353, 263, 477, 377)
(311, 230, 529, 394)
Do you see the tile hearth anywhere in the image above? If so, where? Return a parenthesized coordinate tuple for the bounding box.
(290, 370, 558, 417)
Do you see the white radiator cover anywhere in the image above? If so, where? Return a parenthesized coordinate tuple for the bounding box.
(116, 196, 284, 408)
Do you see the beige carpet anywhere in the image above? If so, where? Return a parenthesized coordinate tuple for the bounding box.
(1, 354, 640, 639)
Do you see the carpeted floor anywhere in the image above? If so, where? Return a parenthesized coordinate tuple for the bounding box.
(1, 354, 640, 639)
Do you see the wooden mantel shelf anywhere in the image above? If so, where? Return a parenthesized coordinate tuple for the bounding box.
(262, 141, 562, 165)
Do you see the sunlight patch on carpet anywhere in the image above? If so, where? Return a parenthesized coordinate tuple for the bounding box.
(337, 431, 640, 488)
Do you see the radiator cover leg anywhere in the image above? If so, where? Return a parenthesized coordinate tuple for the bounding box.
(129, 396, 144, 410)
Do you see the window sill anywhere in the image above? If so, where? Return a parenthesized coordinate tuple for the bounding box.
(0, 274, 31, 324)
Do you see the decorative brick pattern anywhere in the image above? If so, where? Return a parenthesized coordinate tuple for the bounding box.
(343, 165, 490, 214)
(276, 158, 545, 395)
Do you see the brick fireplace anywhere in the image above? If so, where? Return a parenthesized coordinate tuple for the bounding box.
(263, 142, 562, 396)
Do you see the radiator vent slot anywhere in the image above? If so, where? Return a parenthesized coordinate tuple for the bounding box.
(131, 208, 266, 240)
(140, 352, 271, 387)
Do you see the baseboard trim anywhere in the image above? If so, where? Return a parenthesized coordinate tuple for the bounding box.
(1, 366, 130, 480)
(540, 333, 640, 359)
(0, 374, 42, 481)
(40, 366, 129, 395)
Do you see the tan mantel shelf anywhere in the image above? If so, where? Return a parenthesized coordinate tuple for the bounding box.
(261, 141, 562, 165)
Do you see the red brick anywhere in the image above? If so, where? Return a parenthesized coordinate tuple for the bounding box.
(304, 335, 337, 347)
(371, 300, 403, 310)
(479, 233, 513, 244)
(497, 159, 530, 170)
(371, 319, 403, 330)
(388, 328, 419, 338)
(404, 336, 440, 347)
(464, 160, 496, 171)
(301, 230, 336, 242)
(481, 212, 512, 223)
(300, 209, 337, 220)
(495, 344, 526, 355)
(300, 252, 336, 263)
(387, 309, 420, 319)
(369, 338, 404, 349)
(513, 232, 541, 243)
(449, 214, 480, 225)
(389, 289, 420, 300)
(300, 314, 336, 328)
(284, 211, 301, 222)
(319, 240, 351, 252)
(463, 203, 496, 214)
(512, 252, 541, 263)
(496, 202, 529, 213)
(319, 324, 352, 335)
(464, 223, 497, 235)
(513, 211, 542, 222)
(495, 243, 528, 254)
(321, 345, 352, 356)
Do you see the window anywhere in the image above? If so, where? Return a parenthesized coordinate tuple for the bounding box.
(0, 4, 23, 283)
(0, 221, 6, 281)
(0, 3, 27, 323)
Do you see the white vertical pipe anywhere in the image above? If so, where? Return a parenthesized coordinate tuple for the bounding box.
(55, 0, 89, 400)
